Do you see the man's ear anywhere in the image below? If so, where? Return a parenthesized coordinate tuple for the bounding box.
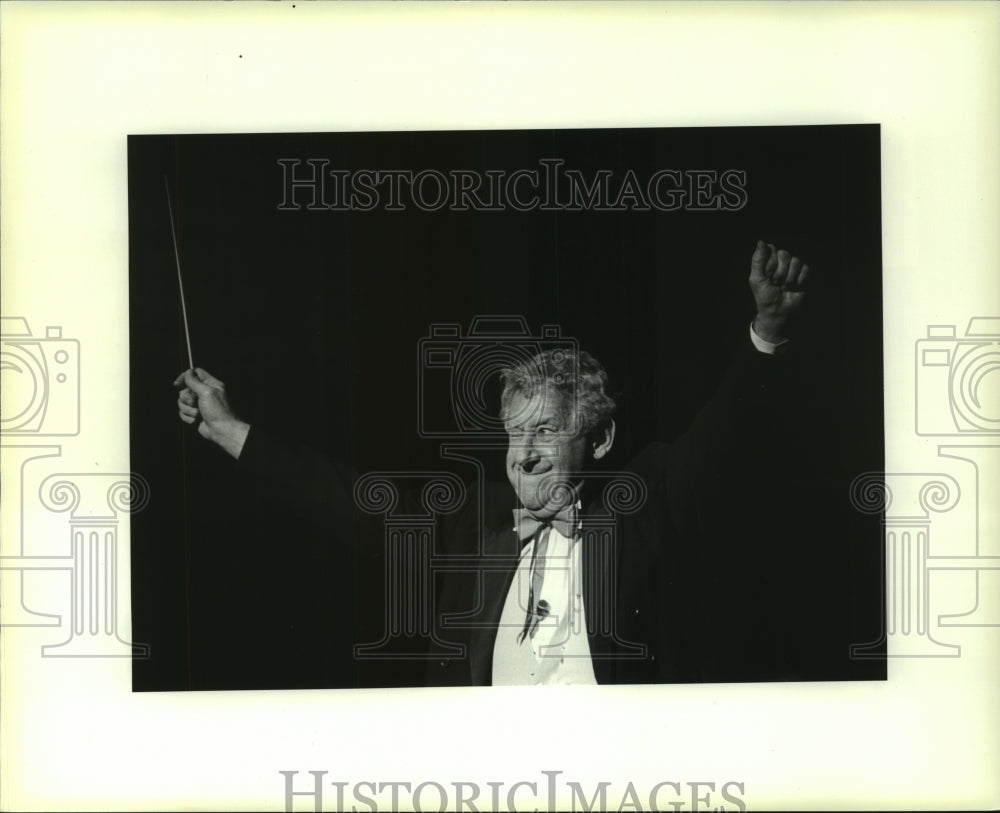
(592, 420, 616, 460)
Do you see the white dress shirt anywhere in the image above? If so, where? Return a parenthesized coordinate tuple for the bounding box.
(492, 524, 597, 685)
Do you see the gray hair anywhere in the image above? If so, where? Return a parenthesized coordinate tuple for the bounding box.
(499, 349, 617, 437)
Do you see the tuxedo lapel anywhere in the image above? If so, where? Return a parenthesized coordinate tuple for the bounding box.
(467, 526, 522, 686)
(580, 490, 651, 683)
(580, 497, 616, 684)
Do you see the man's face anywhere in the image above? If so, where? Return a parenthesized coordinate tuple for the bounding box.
(503, 386, 589, 516)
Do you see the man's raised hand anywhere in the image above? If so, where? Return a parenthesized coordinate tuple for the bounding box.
(173, 368, 250, 459)
(748, 240, 811, 344)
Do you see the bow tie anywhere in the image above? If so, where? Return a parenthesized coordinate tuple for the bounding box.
(512, 505, 581, 542)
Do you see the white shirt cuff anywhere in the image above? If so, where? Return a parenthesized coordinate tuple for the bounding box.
(749, 322, 788, 355)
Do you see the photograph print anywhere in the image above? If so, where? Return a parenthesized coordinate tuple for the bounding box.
(128, 125, 886, 691)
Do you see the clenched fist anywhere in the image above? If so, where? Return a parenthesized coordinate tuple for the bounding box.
(749, 240, 812, 344)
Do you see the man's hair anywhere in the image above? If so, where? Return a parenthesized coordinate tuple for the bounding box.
(499, 349, 617, 437)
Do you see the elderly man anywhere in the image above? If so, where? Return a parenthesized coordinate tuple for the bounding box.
(175, 240, 810, 685)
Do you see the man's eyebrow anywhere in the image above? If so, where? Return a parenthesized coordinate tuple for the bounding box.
(504, 418, 532, 431)
(504, 413, 543, 430)
(506, 412, 565, 432)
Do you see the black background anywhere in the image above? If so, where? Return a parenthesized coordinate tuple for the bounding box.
(129, 126, 885, 690)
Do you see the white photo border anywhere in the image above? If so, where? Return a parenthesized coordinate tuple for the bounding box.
(2, 2, 998, 811)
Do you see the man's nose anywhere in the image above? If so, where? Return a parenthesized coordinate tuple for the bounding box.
(510, 437, 540, 470)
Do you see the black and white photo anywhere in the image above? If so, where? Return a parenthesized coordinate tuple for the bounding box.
(129, 126, 886, 691)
